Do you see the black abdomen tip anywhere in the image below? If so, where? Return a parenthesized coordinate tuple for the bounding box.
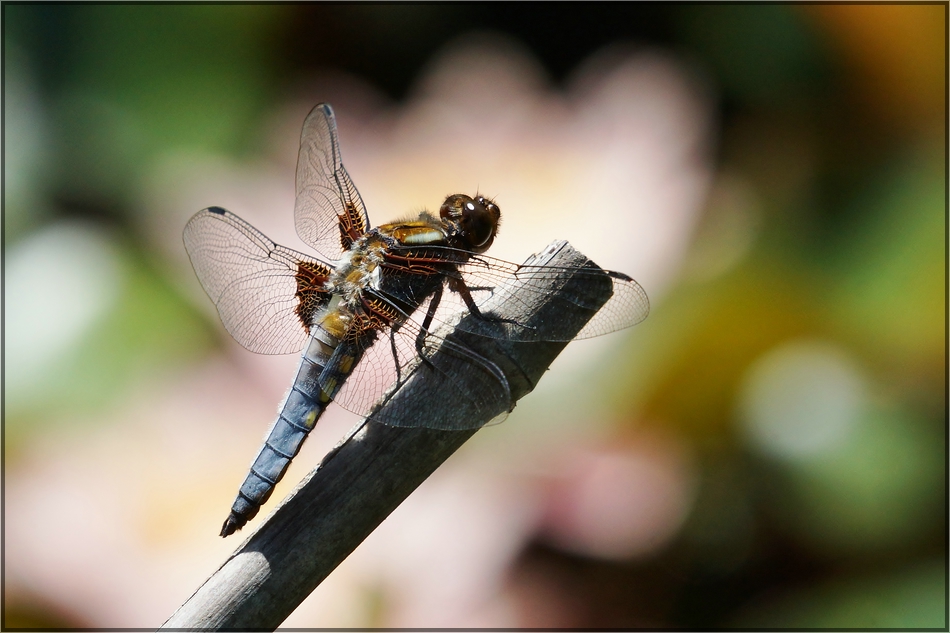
(220, 513, 247, 538)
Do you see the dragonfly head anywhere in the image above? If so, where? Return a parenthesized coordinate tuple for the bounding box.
(440, 194, 501, 254)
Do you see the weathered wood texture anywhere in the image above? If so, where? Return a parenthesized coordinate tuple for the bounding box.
(162, 241, 614, 630)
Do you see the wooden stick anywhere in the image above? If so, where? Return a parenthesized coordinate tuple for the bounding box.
(162, 241, 614, 630)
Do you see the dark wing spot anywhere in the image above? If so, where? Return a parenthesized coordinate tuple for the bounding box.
(295, 261, 333, 332)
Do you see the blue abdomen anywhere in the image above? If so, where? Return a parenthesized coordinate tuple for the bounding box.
(220, 329, 340, 536)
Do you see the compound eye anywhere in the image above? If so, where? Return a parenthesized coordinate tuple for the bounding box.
(464, 197, 500, 251)
(440, 194, 501, 252)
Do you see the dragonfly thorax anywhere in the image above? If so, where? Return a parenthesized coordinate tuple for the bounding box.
(326, 237, 387, 307)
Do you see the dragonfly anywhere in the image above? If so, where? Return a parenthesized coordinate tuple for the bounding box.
(184, 103, 649, 537)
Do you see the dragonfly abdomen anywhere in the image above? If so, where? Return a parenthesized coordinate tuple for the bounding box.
(220, 328, 342, 537)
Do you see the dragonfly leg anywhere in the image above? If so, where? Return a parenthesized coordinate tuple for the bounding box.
(449, 277, 530, 329)
(415, 285, 442, 372)
(389, 322, 404, 384)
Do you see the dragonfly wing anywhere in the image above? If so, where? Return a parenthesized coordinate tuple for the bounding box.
(325, 302, 512, 430)
(294, 103, 370, 260)
(451, 253, 649, 341)
(374, 247, 648, 343)
(183, 206, 333, 355)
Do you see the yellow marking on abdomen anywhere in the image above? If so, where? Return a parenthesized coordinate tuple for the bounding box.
(302, 408, 319, 429)
(319, 311, 348, 339)
(320, 379, 337, 403)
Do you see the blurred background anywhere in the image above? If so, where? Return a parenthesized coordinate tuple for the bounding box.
(4, 4, 946, 628)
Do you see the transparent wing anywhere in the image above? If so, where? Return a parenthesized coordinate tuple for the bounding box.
(294, 103, 370, 260)
(322, 302, 512, 431)
(183, 207, 334, 355)
(377, 247, 649, 343)
(459, 253, 649, 340)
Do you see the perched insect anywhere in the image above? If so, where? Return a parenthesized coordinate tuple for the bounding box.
(184, 104, 649, 536)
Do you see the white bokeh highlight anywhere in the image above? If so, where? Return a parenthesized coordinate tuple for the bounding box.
(738, 339, 868, 460)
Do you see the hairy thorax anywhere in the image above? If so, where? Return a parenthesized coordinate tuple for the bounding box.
(318, 216, 451, 340)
